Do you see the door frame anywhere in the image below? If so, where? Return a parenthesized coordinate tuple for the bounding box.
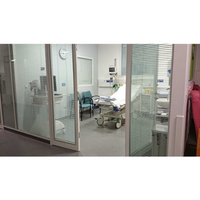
(125, 44, 132, 156)
(45, 44, 80, 151)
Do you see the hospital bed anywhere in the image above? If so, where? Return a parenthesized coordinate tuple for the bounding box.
(95, 84, 142, 129)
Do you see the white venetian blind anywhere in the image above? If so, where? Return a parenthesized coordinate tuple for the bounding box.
(157, 44, 173, 87)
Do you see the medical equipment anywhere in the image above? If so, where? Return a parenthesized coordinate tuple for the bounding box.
(95, 84, 142, 129)
(109, 66, 117, 75)
(109, 58, 117, 76)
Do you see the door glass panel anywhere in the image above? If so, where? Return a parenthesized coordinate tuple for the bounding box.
(50, 44, 76, 144)
(129, 44, 172, 156)
(0, 44, 15, 128)
(12, 44, 50, 138)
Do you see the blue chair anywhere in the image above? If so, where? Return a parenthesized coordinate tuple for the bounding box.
(70, 93, 92, 121)
(79, 93, 92, 121)
(82, 91, 100, 115)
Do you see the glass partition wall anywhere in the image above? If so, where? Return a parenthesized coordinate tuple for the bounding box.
(12, 44, 50, 138)
(0, 44, 16, 128)
(0, 44, 79, 150)
(127, 44, 173, 156)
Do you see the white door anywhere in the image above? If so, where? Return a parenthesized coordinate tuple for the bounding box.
(46, 44, 80, 151)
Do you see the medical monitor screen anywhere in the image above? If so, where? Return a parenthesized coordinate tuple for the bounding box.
(109, 67, 115, 72)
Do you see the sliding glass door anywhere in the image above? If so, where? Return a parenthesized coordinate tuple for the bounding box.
(126, 44, 173, 156)
(0, 44, 16, 128)
(0, 44, 80, 151)
(11, 44, 50, 139)
(47, 44, 80, 151)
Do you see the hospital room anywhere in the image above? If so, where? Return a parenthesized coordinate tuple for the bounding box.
(76, 44, 126, 156)
(0, 44, 172, 156)
(73, 44, 172, 156)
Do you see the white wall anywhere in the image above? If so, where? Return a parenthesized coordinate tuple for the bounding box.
(98, 44, 121, 80)
(98, 44, 122, 96)
(168, 44, 193, 156)
(77, 44, 98, 96)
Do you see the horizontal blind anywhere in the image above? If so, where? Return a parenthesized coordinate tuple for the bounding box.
(130, 44, 173, 156)
(132, 44, 158, 76)
(130, 44, 159, 156)
(131, 44, 173, 86)
(158, 44, 173, 76)
(158, 44, 173, 87)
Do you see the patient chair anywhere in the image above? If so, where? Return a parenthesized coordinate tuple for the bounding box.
(79, 93, 92, 121)
(70, 93, 92, 121)
(82, 91, 100, 115)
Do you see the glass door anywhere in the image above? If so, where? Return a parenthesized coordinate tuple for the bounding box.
(11, 44, 50, 139)
(46, 44, 80, 151)
(126, 44, 173, 156)
(0, 44, 16, 129)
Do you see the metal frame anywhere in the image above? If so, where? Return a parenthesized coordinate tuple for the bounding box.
(125, 44, 132, 156)
(166, 44, 174, 156)
(45, 44, 80, 151)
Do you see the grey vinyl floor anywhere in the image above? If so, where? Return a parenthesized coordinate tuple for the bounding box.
(0, 110, 125, 156)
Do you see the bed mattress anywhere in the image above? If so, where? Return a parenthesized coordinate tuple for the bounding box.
(97, 84, 142, 108)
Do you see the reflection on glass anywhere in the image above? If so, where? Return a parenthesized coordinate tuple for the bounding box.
(51, 44, 75, 144)
(129, 44, 172, 156)
(0, 44, 15, 128)
(12, 44, 50, 138)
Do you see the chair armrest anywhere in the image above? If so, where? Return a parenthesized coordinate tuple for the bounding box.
(91, 95, 100, 104)
(82, 97, 92, 104)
